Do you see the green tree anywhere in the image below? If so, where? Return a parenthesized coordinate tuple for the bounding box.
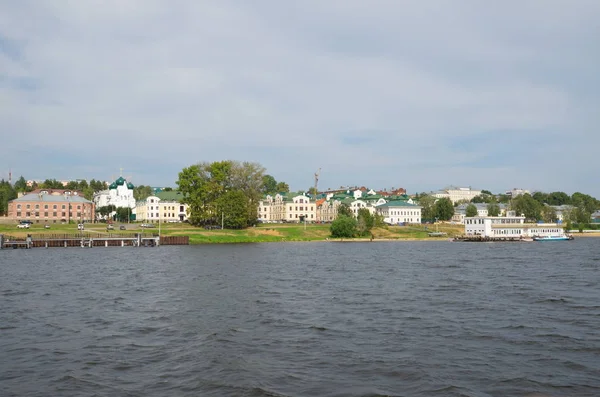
(262, 174, 278, 195)
(481, 189, 493, 195)
(163, 187, 173, 191)
(306, 187, 317, 195)
(511, 193, 542, 221)
(177, 160, 265, 227)
(337, 203, 353, 218)
(275, 181, 289, 193)
(14, 176, 28, 192)
(417, 193, 436, 221)
(541, 205, 557, 223)
(217, 189, 249, 229)
(547, 191, 571, 206)
(356, 208, 375, 236)
(434, 198, 454, 221)
(65, 180, 80, 190)
(134, 185, 154, 201)
(0, 179, 17, 216)
(114, 207, 131, 222)
(487, 202, 500, 217)
(497, 194, 510, 204)
(330, 215, 357, 238)
(465, 204, 478, 217)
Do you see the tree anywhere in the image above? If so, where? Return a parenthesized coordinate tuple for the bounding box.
(465, 204, 478, 217)
(14, 176, 28, 193)
(434, 198, 454, 221)
(275, 181, 289, 193)
(481, 189, 493, 195)
(487, 202, 500, 217)
(0, 179, 17, 216)
(217, 189, 249, 229)
(65, 180, 80, 190)
(497, 194, 510, 204)
(356, 208, 375, 236)
(114, 207, 131, 222)
(177, 160, 265, 227)
(262, 174, 278, 195)
(163, 187, 173, 191)
(306, 187, 317, 195)
(417, 193, 436, 221)
(547, 191, 571, 206)
(541, 205, 557, 223)
(511, 193, 542, 221)
(134, 185, 154, 201)
(330, 215, 357, 238)
(337, 203, 353, 218)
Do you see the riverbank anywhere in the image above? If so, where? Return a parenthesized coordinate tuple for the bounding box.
(0, 222, 464, 244)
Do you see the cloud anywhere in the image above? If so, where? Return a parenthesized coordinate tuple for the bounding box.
(0, 0, 598, 196)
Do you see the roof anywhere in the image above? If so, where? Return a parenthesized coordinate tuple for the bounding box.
(156, 190, 184, 201)
(11, 193, 93, 204)
(377, 200, 421, 208)
(109, 176, 134, 190)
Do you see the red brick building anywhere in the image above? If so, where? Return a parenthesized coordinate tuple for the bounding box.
(8, 190, 95, 223)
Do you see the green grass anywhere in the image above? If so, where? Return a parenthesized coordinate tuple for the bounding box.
(0, 221, 464, 243)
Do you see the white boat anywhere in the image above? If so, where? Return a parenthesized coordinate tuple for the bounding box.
(532, 234, 574, 242)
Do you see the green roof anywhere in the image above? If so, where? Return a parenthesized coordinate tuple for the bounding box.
(377, 200, 421, 208)
(156, 190, 184, 201)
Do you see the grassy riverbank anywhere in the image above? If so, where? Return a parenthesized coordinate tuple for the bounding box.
(0, 222, 466, 243)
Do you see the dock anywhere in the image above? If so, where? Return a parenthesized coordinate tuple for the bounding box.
(0, 233, 189, 249)
(452, 235, 529, 242)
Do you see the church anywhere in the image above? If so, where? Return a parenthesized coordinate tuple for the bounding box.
(93, 176, 136, 211)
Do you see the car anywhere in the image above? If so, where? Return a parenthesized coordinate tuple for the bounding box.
(21, 220, 33, 225)
(119, 225, 126, 230)
(106, 224, 114, 230)
(17, 223, 30, 229)
(77, 224, 84, 230)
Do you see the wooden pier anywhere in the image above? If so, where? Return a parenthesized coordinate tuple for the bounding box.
(0, 233, 189, 249)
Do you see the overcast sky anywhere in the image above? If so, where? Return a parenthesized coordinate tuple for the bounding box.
(1, 0, 599, 196)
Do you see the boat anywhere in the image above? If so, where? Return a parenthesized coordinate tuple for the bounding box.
(532, 234, 574, 242)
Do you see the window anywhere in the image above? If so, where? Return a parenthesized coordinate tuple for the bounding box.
(35, 212, 39, 217)
(62, 212, 66, 217)
(17, 204, 21, 209)
(44, 205, 48, 209)
(53, 205, 57, 209)
(27, 204, 30, 209)
(44, 212, 48, 217)
(17, 212, 21, 217)
(26, 212, 31, 217)
(77, 205, 81, 209)
(62, 205, 66, 209)
(53, 212, 57, 217)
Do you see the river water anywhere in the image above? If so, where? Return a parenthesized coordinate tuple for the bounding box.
(1, 239, 599, 397)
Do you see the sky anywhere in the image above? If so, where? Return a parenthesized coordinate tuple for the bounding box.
(1, 0, 599, 196)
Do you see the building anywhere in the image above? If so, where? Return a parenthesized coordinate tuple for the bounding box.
(433, 186, 482, 204)
(464, 216, 565, 238)
(8, 190, 95, 223)
(135, 191, 188, 222)
(505, 188, 530, 197)
(93, 176, 136, 210)
(452, 203, 508, 223)
(376, 201, 422, 224)
(257, 192, 316, 223)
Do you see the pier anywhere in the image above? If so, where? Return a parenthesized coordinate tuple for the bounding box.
(0, 233, 189, 249)
(453, 235, 528, 242)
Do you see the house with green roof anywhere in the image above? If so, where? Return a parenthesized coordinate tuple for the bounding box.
(376, 200, 422, 225)
(135, 191, 188, 223)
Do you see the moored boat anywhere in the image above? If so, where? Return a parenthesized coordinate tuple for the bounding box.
(532, 234, 574, 242)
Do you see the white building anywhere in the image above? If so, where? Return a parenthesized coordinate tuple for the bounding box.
(464, 216, 565, 238)
(93, 176, 136, 210)
(433, 186, 482, 204)
(376, 200, 422, 224)
(135, 191, 188, 222)
(506, 188, 530, 197)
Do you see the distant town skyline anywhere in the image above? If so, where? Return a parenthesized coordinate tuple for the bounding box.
(1, 1, 599, 196)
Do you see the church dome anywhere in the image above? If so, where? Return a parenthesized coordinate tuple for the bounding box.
(109, 182, 117, 190)
(115, 177, 126, 186)
(127, 182, 134, 190)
